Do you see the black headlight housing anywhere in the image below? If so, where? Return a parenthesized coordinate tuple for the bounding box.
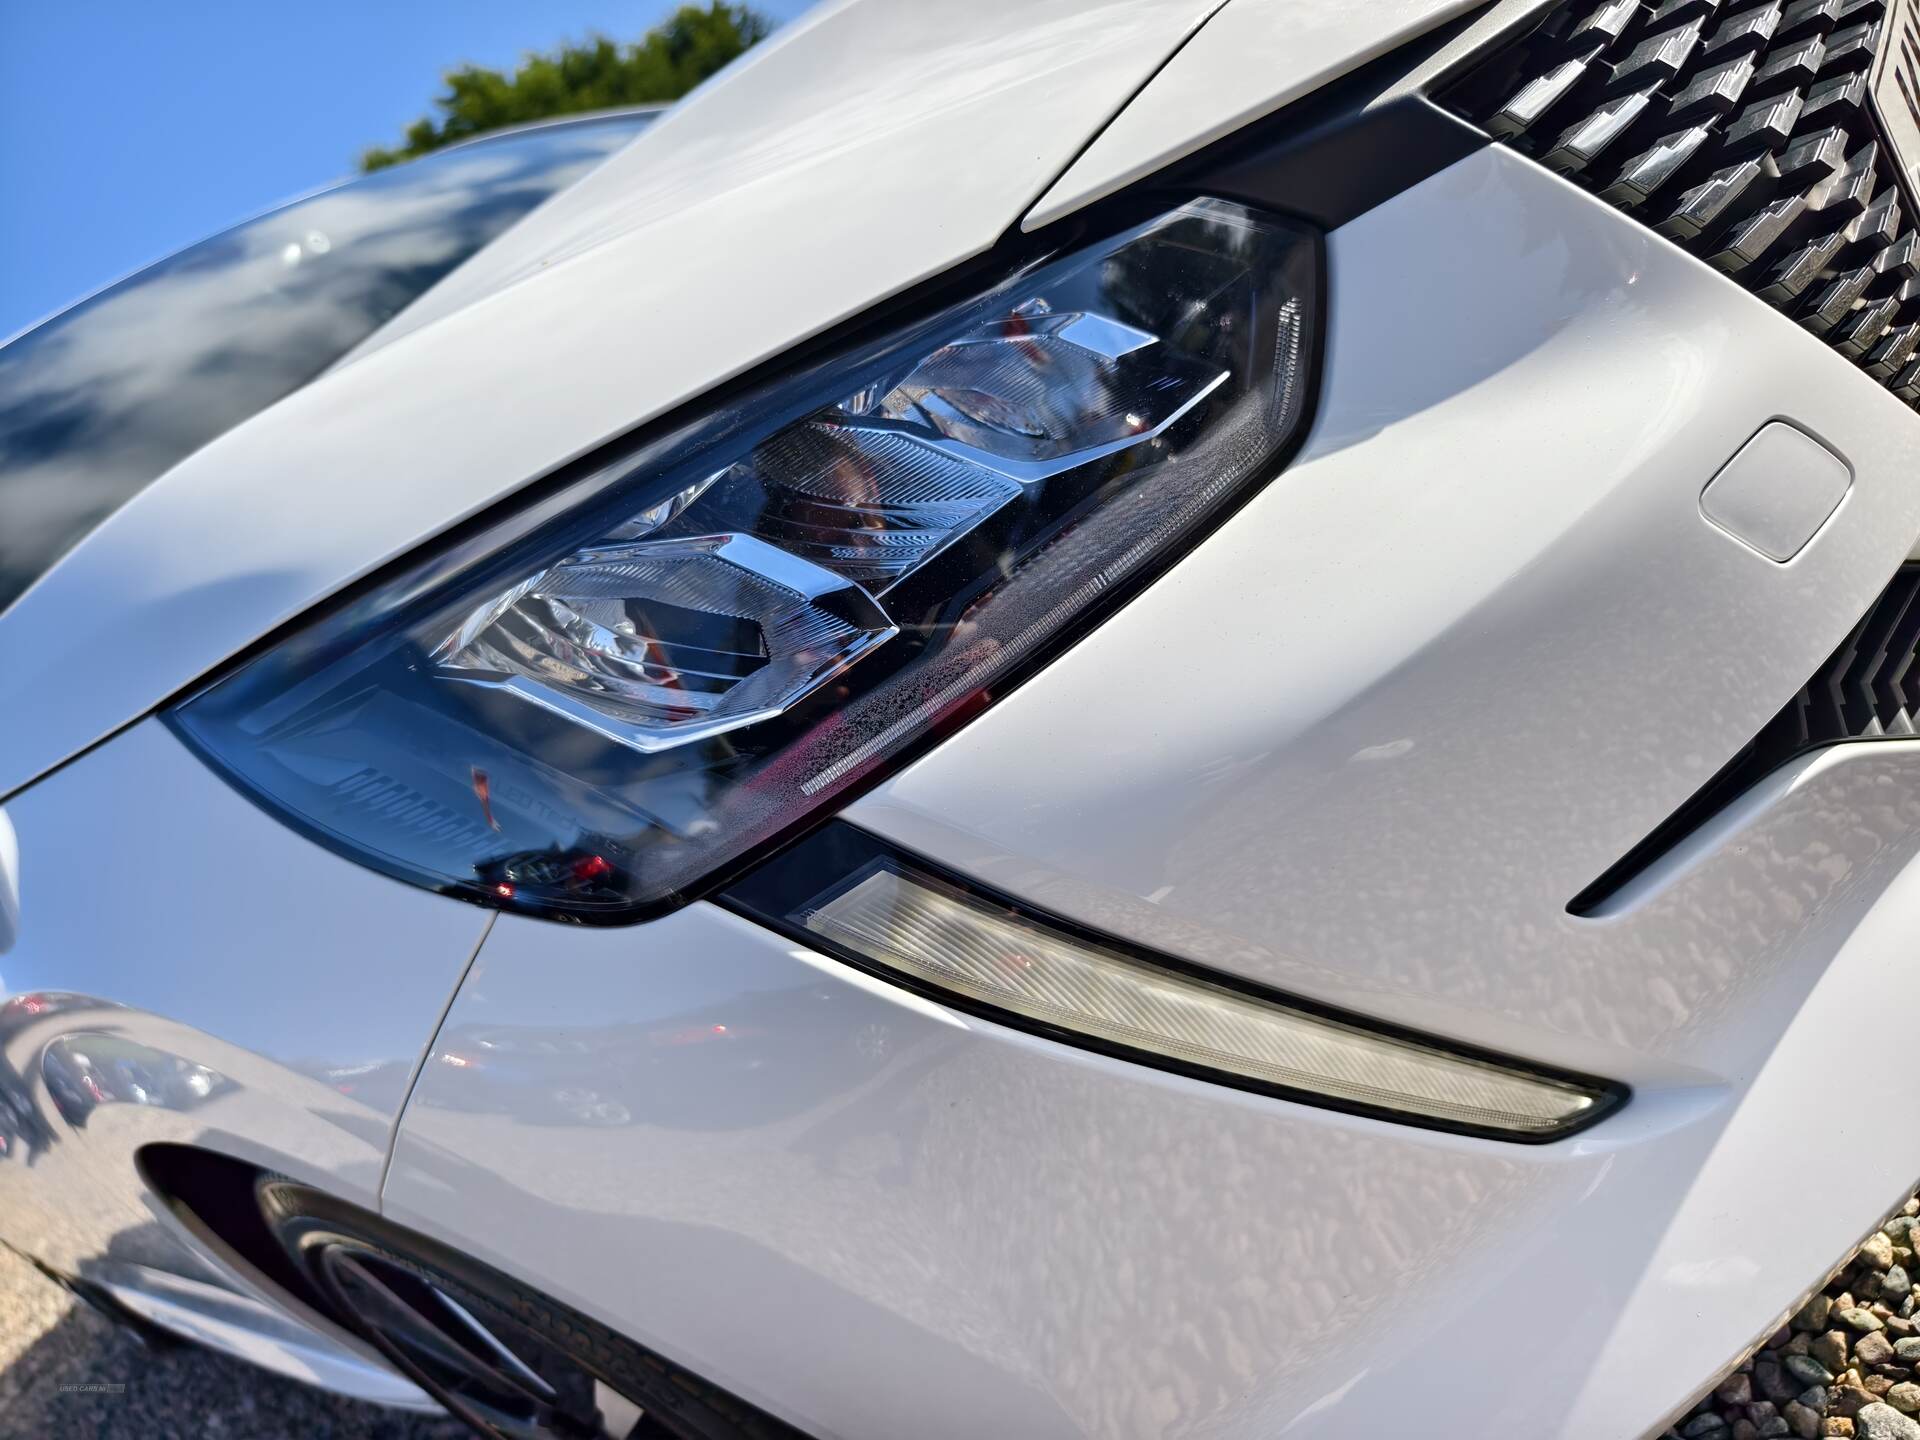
(170, 200, 1321, 921)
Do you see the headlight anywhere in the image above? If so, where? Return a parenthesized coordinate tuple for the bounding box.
(170, 200, 1319, 920)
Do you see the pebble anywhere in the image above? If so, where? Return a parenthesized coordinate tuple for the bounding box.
(1790, 1402, 1828, 1439)
(1846, 1311, 1890, 1335)
(1816, 1335, 1854, 1371)
(1788, 1355, 1838, 1387)
(1764, 1357, 1806, 1405)
(1841, 1387, 1884, 1418)
(1857, 1403, 1920, 1440)
(1891, 1384, 1920, 1414)
(1802, 1298, 1840, 1332)
(1890, 1270, 1914, 1299)
(1864, 1337, 1901, 1369)
(1872, 1237, 1902, 1271)
(1685, 1415, 1730, 1437)
(1898, 1340, 1920, 1362)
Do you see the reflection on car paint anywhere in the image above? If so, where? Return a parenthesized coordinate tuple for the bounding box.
(429, 981, 893, 1132)
(0, 114, 653, 615)
(42, 1033, 231, 1127)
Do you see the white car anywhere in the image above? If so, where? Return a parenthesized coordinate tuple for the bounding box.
(5, 0, 1920, 1436)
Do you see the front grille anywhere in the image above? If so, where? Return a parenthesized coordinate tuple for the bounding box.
(1767, 561, 1920, 746)
(1446, 0, 1920, 408)
(1569, 561, 1920, 911)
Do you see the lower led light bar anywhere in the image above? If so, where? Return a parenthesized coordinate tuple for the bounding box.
(724, 825, 1622, 1141)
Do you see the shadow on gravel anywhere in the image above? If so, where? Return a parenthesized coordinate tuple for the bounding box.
(0, 1273, 466, 1440)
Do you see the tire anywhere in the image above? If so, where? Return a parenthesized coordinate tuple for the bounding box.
(255, 1178, 802, 1440)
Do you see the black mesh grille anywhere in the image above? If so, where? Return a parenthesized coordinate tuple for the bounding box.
(1446, 0, 1920, 406)
(1762, 561, 1920, 745)
(1569, 561, 1920, 910)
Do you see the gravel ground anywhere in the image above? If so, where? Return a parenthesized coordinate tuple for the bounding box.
(0, 1245, 465, 1440)
(1664, 1195, 1920, 1439)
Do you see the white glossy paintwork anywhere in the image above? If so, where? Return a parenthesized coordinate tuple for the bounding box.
(1699, 421, 1853, 562)
(377, 149, 1920, 1439)
(4, 5, 1920, 1432)
(0, 719, 485, 1387)
(853, 147, 1920, 1089)
(0, 0, 1226, 804)
(389, 729, 1920, 1440)
(1023, 0, 1486, 230)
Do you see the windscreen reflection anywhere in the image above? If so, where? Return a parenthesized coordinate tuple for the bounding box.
(0, 114, 652, 615)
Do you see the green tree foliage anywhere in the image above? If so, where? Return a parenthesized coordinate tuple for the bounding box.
(361, 4, 773, 170)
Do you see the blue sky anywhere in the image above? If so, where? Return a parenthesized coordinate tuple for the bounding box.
(0, 0, 815, 340)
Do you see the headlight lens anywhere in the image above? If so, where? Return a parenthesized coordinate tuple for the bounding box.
(170, 200, 1319, 919)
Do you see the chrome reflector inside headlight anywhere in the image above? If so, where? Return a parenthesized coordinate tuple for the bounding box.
(170, 200, 1318, 918)
(433, 532, 898, 753)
